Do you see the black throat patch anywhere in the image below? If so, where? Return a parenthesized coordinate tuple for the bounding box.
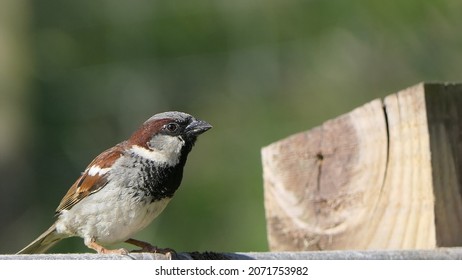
(127, 155, 185, 203)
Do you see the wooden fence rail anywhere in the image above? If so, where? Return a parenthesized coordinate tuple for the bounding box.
(2, 247, 462, 260)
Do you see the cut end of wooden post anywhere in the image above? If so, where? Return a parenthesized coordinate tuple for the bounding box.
(262, 82, 462, 251)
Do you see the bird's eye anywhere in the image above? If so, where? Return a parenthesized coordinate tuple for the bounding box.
(165, 123, 179, 133)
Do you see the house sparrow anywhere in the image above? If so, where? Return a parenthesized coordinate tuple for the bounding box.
(17, 111, 212, 254)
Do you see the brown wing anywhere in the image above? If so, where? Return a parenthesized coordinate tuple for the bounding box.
(55, 144, 125, 215)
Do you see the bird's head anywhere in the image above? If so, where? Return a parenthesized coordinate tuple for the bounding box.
(127, 111, 212, 166)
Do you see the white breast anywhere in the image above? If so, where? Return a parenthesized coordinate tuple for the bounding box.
(55, 181, 171, 245)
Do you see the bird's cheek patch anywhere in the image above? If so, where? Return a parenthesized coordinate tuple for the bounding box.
(147, 135, 184, 154)
(130, 145, 181, 166)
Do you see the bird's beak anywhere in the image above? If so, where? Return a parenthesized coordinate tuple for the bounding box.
(185, 119, 212, 136)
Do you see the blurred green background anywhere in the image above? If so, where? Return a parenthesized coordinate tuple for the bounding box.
(1, 0, 462, 253)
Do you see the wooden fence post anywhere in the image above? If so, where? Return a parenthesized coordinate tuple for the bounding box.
(262, 82, 462, 251)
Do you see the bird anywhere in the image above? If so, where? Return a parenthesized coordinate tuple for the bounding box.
(17, 111, 212, 254)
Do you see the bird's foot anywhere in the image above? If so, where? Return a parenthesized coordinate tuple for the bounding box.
(125, 238, 176, 258)
(86, 240, 129, 255)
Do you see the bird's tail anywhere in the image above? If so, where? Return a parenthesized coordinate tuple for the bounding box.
(16, 224, 63, 254)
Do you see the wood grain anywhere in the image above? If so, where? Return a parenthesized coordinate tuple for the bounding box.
(425, 83, 462, 247)
(3, 247, 462, 259)
(262, 82, 462, 251)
